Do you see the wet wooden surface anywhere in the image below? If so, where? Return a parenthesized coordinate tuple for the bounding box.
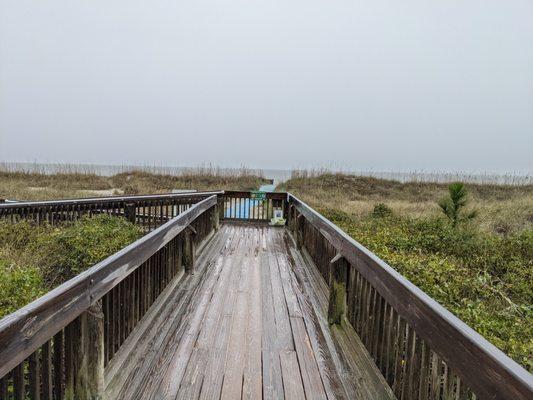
(105, 224, 385, 399)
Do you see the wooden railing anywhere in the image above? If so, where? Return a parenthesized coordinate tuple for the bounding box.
(287, 194, 533, 400)
(0, 191, 222, 231)
(0, 195, 219, 399)
(220, 190, 286, 222)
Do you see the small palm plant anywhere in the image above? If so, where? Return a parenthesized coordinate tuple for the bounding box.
(438, 182, 477, 227)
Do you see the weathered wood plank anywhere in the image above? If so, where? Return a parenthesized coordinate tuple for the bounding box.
(280, 350, 306, 400)
(220, 274, 249, 399)
(291, 316, 327, 400)
(242, 243, 263, 400)
(176, 231, 239, 400)
(261, 242, 285, 400)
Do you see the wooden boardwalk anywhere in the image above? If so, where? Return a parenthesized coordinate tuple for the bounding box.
(3, 192, 530, 400)
(105, 224, 359, 399)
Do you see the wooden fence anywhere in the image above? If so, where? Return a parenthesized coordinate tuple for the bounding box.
(287, 194, 533, 400)
(0, 195, 219, 399)
(0, 191, 222, 231)
(220, 190, 286, 222)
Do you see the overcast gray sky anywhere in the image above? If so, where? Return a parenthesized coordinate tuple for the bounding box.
(1, 0, 532, 173)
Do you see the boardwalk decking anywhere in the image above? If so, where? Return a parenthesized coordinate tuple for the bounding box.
(105, 224, 371, 399)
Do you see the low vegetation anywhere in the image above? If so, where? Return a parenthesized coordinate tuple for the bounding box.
(281, 172, 533, 235)
(281, 172, 533, 370)
(0, 164, 267, 201)
(0, 215, 142, 318)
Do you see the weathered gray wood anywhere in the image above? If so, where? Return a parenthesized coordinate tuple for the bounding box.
(280, 350, 306, 400)
(328, 253, 348, 325)
(29, 352, 41, 400)
(242, 248, 262, 400)
(296, 213, 305, 249)
(0, 191, 222, 210)
(183, 226, 196, 274)
(85, 302, 105, 400)
(212, 203, 220, 231)
(105, 225, 354, 400)
(290, 240, 394, 400)
(42, 341, 53, 400)
(13, 363, 24, 400)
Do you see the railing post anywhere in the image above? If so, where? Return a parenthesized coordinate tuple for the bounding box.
(296, 213, 305, 249)
(213, 204, 220, 231)
(124, 203, 136, 224)
(183, 226, 197, 274)
(65, 301, 105, 400)
(328, 254, 348, 325)
(86, 302, 105, 399)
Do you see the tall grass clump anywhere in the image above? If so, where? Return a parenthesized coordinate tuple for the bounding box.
(0, 163, 267, 201)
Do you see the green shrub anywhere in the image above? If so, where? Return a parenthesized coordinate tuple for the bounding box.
(0, 215, 142, 318)
(32, 215, 142, 285)
(0, 258, 45, 317)
(372, 203, 393, 218)
(321, 207, 533, 370)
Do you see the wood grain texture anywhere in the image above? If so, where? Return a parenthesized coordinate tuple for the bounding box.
(105, 224, 355, 400)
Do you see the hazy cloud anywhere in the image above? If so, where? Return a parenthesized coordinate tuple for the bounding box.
(1, 0, 532, 173)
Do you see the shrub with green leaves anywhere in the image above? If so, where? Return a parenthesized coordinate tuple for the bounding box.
(0, 258, 45, 316)
(0, 215, 142, 318)
(32, 214, 143, 285)
(372, 203, 393, 218)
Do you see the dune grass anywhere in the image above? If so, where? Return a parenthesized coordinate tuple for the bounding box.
(0, 164, 267, 201)
(280, 172, 533, 235)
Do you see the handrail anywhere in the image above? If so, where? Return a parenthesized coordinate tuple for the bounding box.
(0, 194, 218, 378)
(287, 193, 533, 400)
(0, 190, 223, 209)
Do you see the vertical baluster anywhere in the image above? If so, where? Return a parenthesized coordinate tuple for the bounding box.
(378, 301, 389, 372)
(42, 341, 53, 400)
(392, 318, 407, 396)
(373, 295, 384, 366)
(29, 351, 41, 400)
(0, 372, 9, 400)
(430, 352, 443, 400)
(13, 362, 24, 400)
(104, 293, 109, 364)
(53, 330, 64, 399)
(120, 280, 126, 345)
(418, 340, 431, 400)
(368, 288, 378, 355)
(113, 286, 119, 354)
(400, 327, 416, 399)
(384, 306, 396, 384)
